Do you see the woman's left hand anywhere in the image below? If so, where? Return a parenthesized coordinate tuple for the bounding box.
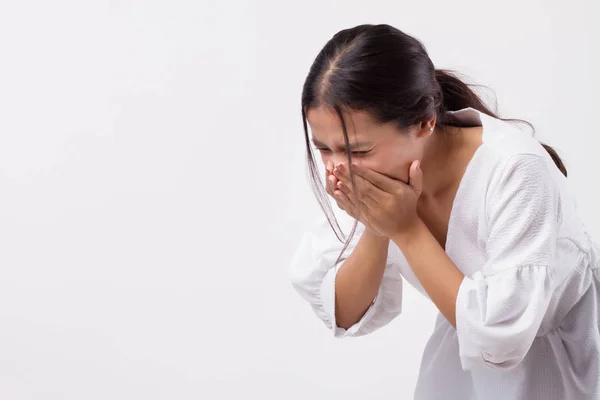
(333, 161, 423, 238)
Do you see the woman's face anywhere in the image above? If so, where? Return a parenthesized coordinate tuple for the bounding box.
(306, 106, 431, 183)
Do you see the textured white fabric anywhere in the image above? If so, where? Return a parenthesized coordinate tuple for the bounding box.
(289, 108, 600, 399)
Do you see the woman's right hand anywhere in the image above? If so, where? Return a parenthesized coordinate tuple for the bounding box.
(325, 161, 355, 217)
(325, 161, 386, 237)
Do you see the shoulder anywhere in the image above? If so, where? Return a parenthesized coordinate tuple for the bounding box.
(481, 117, 550, 162)
(473, 117, 564, 190)
(462, 118, 568, 227)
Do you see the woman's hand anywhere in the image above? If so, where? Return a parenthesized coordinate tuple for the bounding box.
(333, 161, 423, 238)
(324, 160, 360, 220)
(324, 161, 385, 236)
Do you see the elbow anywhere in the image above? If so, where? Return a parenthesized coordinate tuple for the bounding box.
(335, 311, 362, 331)
(482, 351, 526, 372)
(455, 269, 552, 372)
(289, 278, 312, 305)
(465, 351, 526, 372)
(289, 264, 322, 305)
(459, 336, 531, 372)
(289, 273, 307, 296)
(483, 352, 527, 372)
(335, 319, 353, 331)
(457, 308, 535, 372)
(334, 292, 373, 330)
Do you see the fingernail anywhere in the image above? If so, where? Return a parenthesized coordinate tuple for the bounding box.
(416, 161, 421, 170)
(336, 163, 344, 171)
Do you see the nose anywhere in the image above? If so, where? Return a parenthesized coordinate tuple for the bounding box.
(321, 152, 347, 171)
(331, 152, 347, 168)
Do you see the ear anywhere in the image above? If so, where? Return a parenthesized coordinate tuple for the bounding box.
(417, 116, 437, 138)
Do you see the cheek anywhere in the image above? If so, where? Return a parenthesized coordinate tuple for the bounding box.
(317, 151, 340, 171)
(350, 156, 401, 181)
(391, 160, 412, 183)
(368, 152, 412, 183)
(318, 152, 332, 166)
(388, 143, 423, 180)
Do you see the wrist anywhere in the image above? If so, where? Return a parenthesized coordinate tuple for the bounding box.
(391, 218, 428, 249)
(363, 228, 390, 245)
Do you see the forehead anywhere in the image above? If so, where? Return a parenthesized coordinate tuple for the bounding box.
(306, 106, 380, 141)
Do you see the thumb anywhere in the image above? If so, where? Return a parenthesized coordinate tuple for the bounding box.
(408, 160, 423, 194)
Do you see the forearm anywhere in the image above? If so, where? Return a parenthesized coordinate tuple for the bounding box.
(334, 230, 390, 329)
(392, 219, 464, 328)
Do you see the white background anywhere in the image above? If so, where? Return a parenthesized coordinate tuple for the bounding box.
(0, 0, 598, 399)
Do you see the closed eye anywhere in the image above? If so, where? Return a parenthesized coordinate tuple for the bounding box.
(315, 148, 370, 154)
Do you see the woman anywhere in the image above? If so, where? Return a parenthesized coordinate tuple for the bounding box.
(289, 24, 600, 399)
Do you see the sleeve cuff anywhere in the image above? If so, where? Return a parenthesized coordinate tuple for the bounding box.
(320, 264, 380, 338)
(455, 267, 553, 371)
(455, 273, 488, 370)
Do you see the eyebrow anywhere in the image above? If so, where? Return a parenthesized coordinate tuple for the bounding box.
(311, 138, 371, 151)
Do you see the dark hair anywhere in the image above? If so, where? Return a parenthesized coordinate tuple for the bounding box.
(301, 24, 567, 250)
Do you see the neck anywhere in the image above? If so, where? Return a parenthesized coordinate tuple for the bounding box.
(420, 126, 477, 198)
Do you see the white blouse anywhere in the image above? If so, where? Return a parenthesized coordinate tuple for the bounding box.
(289, 108, 600, 399)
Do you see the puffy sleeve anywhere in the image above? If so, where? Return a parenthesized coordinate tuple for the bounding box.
(289, 213, 403, 338)
(456, 154, 562, 371)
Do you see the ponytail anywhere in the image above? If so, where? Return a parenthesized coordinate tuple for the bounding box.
(435, 69, 567, 177)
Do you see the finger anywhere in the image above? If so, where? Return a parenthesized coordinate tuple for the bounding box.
(325, 166, 338, 197)
(325, 170, 333, 196)
(333, 169, 356, 201)
(334, 164, 383, 205)
(337, 189, 373, 225)
(336, 180, 351, 195)
(338, 182, 366, 211)
(326, 160, 333, 174)
(329, 174, 340, 196)
(350, 163, 399, 193)
(333, 189, 354, 212)
(359, 190, 378, 210)
(336, 182, 361, 212)
(338, 180, 378, 211)
(408, 160, 423, 195)
(333, 163, 355, 192)
(330, 171, 339, 187)
(343, 171, 383, 205)
(326, 181, 333, 197)
(334, 163, 371, 195)
(355, 196, 374, 224)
